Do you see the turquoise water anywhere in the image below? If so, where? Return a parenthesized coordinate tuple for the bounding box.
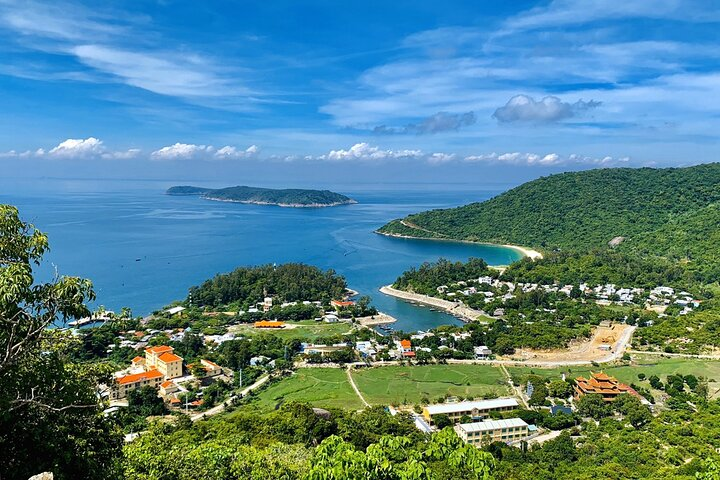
(0, 179, 522, 331)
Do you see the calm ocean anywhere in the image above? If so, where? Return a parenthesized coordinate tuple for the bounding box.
(1, 178, 521, 331)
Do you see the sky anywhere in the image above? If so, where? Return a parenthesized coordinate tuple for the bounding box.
(0, 0, 719, 184)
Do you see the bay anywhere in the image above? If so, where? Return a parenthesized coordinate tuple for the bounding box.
(0, 178, 522, 331)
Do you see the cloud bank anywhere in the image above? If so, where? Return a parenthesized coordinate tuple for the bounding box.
(493, 95, 601, 123)
(373, 111, 477, 135)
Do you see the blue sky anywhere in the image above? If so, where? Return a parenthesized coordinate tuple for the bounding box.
(1, 0, 719, 182)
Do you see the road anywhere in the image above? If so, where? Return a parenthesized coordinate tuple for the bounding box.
(346, 367, 370, 407)
(626, 349, 720, 360)
(190, 374, 271, 422)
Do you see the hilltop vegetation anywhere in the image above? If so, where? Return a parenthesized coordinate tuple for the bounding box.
(167, 185, 356, 207)
(379, 164, 720, 281)
(188, 263, 347, 308)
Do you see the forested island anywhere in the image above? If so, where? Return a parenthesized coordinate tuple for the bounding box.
(166, 185, 357, 207)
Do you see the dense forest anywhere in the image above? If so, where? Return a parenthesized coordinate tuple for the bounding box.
(118, 398, 720, 480)
(501, 250, 697, 288)
(378, 164, 720, 281)
(188, 263, 348, 308)
(167, 185, 356, 206)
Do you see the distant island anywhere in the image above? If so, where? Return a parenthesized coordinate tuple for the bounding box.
(166, 185, 357, 208)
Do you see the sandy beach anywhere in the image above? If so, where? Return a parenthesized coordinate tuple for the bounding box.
(375, 230, 543, 261)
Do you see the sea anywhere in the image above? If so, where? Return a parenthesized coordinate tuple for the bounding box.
(0, 178, 522, 332)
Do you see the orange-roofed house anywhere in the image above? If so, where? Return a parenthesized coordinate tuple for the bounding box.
(111, 369, 164, 400)
(145, 345, 184, 379)
(396, 339, 413, 358)
(331, 300, 355, 308)
(574, 372, 639, 402)
(254, 320, 285, 329)
(159, 380, 179, 398)
(131, 356, 146, 367)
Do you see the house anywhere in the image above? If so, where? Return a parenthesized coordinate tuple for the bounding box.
(574, 372, 642, 402)
(164, 306, 186, 316)
(355, 341, 377, 358)
(323, 314, 340, 323)
(302, 343, 349, 356)
(250, 355, 271, 366)
(145, 345, 183, 379)
(395, 339, 415, 358)
(254, 320, 285, 329)
(262, 297, 273, 312)
(331, 300, 355, 308)
(422, 398, 519, 425)
(199, 359, 223, 377)
(474, 346, 492, 359)
(454, 418, 530, 445)
(159, 380, 180, 398)
(111, 369, 164, 400)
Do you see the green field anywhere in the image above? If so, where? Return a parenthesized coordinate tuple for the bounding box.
(228, 320, 352, 341)
(244, 368, 364, 411)
(351, 364, 509, 405)
(507, 356, 720, 400)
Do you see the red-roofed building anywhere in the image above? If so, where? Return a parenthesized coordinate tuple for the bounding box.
(145, 346, 184, 379)
(111, 369, 164, 400)
(574, 372, 641, 402)
(331, 300, 355, 308)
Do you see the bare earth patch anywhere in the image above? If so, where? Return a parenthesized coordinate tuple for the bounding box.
(508, 324, 634, 363)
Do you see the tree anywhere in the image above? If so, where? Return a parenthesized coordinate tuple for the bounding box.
(529, 383, 549, 406)
(547, 380, 573, 399)
(0, 205, 123, 479)
(434, 414, 452, 429)
(576, 393, 611, 419)
(614, 394, 651, 428)
(127, 385, 166, 417)
(648, 375, 663, 390)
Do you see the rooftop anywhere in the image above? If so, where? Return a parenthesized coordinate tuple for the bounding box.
(424, 398, 519, 415)
(456, 417, 528, 433)
(117, 369, 164, 385)
(158, 352, 183, 363)
(145, 345, 174, 354)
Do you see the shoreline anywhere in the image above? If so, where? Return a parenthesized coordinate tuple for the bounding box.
(375, 230, 543, 261)
(202, 196, 357, 208)
(379, 285, 486, 323)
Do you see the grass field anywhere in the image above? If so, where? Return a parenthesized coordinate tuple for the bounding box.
(507, 356, 720, 400)
(228, 320, 352, 341)
(243, 368, 364, 411)
(351, 364, 510, 406)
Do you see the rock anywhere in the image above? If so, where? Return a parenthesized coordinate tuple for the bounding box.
(608, 236, 625, 248)
(29, 474, 53, 480)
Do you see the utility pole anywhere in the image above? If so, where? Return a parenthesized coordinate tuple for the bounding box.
(238, 368, 242, 389)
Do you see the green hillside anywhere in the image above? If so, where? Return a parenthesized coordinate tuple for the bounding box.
(378, 164, 720, 280)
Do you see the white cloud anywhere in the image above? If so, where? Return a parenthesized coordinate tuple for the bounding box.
(48, 137, 105, 157)
(0, 137, 141, 160)
(0, 3, 255, 103)
(71, 45, 248, 98)
(322, 143, 423, 161)
(463, 151, 630, 166)
(214, 145, 260, 159)
(427, 152, 456, 164)
(151, 143, 260, 161)
(151, 143, 213, 161)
